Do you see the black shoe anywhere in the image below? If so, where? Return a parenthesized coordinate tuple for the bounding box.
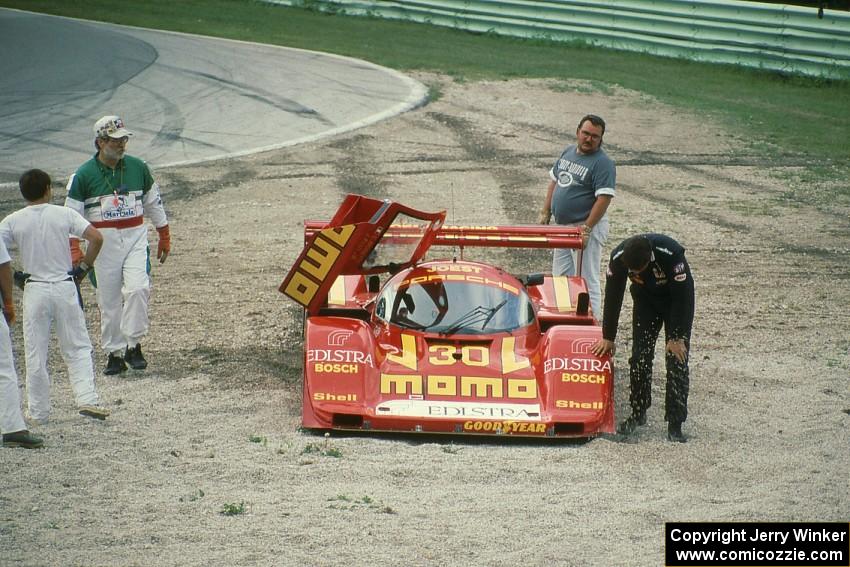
(105, 353, 128, 375)
(667, 421, 687, 443)
(125, 344, 147, 370)
(2, 430, 44, 449)
(617, 412, 647, 435)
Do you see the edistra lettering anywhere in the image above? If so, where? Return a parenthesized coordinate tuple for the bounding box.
(307, 349, 374, 366)
(428, 406, 537, 418)
(545, 357, 611, 373)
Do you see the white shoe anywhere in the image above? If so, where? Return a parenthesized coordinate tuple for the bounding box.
(79, 405, 110, 420)
(26, 412, 49, 426)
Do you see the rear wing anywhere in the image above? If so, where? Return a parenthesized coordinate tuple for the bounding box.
(304, 222, 584, 251)
(282, 194, 587, 315)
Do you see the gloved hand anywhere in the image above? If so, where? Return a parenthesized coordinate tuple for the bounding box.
(157, 225, 171, 264)
(69, 238, 83, 264)
(13, 271, 29, 290)
(3, 301, 14, 325)
(538, 209, 551, 225)
(68, 261, 90, 284)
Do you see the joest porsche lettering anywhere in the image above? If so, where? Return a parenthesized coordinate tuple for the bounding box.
(381, 373, 537, 399)
(400, 274, 519, 296)
(463, 421, 547, 434)
(425, 264, 482, 273)
(544, 357, 611, 373)
(307, 349, 374, 366)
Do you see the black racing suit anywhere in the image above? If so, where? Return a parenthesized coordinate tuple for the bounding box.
(602, 234, 695, 424)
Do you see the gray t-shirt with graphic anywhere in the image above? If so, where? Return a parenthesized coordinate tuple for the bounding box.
(549, 145, 616, 225)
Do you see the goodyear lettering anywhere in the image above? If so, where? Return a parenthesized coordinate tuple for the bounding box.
(380, 373, 537, 399)
(313, 393, 357, 402)
(463, 421, 547, 434)
(555, 400, 604, 410)
(544, 357, 611, 373)
(313, 363, 359, 374)
(307, 349, 374, 366)
(560, 373, 606, 384)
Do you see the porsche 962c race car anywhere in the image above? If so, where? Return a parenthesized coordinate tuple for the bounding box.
(280, 195, 614, 438)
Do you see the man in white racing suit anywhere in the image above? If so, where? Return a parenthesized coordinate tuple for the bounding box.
(65, 115, 171, 375)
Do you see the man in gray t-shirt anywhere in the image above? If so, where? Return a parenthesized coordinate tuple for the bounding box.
(539, 114, 616, 318)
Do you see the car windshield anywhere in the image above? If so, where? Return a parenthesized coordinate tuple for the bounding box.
(375, 277, 535, 334)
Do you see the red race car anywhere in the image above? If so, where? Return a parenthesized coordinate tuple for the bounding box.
(280, 194, 614, 438)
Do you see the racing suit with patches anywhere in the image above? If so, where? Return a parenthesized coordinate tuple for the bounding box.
(65, 154, 168, 355)
(549, 145, 616, 318)
(0, 204, 101, 421)
(602, 234, 695, 424)
(0, 239, 27, 434)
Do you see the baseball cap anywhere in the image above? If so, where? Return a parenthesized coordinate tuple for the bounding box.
(94, 115, 133, 139)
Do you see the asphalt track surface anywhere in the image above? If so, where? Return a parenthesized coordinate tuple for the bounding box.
(0, 8, 427, 187)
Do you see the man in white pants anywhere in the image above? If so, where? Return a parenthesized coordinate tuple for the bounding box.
(65, 115, 171, 375)
(539, 114, 616, 319)
(0, 240, 43, 448)
(0, 169, 109, 424)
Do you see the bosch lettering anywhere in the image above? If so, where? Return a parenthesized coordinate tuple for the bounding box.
(561, 373, 606, 384)
(313, 363, 360, 374)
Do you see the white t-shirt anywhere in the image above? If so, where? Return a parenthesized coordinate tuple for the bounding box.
(0, 238, 10, 266)
(0, 204, 90, 282)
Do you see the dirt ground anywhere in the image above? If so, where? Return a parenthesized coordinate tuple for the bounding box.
(1, 73, 848, 567)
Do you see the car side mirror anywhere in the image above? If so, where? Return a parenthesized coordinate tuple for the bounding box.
(576, 292, 589, 316)
(520, 273, 544, 287)
(368, 275, 381, 293)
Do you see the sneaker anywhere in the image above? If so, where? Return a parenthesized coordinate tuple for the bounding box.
(2, 430, 44, 449)
(105, 353, 127, 375)
(79, 405, 111, 420)
(616, 412, 647, 436)
(125, 344, 147, 370)
(667, 421, 687, 443)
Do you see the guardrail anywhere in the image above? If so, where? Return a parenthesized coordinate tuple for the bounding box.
(265, 0, 850, 78)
